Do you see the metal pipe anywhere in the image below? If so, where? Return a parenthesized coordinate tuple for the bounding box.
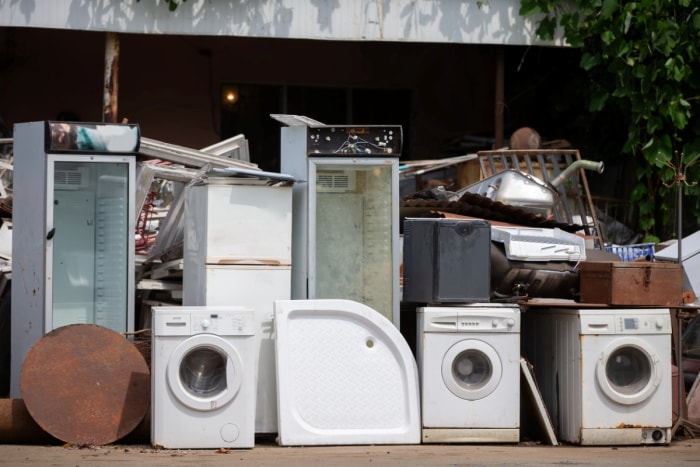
(494, 46, 505, 149)
(549, 160, 604, 188)
(0, 399, 59, 444)
(103, 32, 120, 123)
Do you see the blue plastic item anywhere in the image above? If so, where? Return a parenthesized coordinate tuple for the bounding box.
(604, 243, 655, 262)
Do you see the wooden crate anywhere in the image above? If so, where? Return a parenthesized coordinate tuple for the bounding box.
(579, 261, 683, 306)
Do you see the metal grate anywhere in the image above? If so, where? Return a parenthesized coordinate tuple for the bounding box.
(316, 171, 355, 192)
(54, 168, 88, 190)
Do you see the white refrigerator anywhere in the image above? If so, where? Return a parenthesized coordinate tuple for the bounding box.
(11, 121, 138, 399)
(183, 168, 295, 434)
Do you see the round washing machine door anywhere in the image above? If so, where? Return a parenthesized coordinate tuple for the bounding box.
(442, 339, 502, 401)
(595, 336, 662, 405)
(166, 334, 244, 412)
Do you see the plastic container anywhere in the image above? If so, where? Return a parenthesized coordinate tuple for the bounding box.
(604, 243, 655, 262)
(491, 226, 586, 262)
(403, 218, 491, 303)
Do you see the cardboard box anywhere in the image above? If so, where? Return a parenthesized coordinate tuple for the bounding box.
(579, 261, 683, 306)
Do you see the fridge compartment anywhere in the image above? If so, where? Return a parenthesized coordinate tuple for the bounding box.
(184, 183, 293, 264)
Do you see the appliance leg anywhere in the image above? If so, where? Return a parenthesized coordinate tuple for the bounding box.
(672, 309, 700, 439)
(670, 167, 700, 438)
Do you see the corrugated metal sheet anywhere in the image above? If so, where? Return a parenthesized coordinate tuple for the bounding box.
(0, 0, 566, 46)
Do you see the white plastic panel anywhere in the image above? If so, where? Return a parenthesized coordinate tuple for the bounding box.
(274, 299, 420, 445)
(655, 230, 700, 302)
(490, 226, 586, 262)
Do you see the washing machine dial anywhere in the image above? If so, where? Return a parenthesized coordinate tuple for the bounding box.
(201, 318, 211, 329)
(506, 318, 516, 327)
(655, 317, 664, 329)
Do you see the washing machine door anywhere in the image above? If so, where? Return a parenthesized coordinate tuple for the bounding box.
(167, 334, 244, 411)
(595, 336, 662, 405)
(441, 339, 502, 401)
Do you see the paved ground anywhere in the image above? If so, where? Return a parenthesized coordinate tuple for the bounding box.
(1, 436, 699, 466)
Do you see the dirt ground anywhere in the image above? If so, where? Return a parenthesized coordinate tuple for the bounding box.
(1, 436, 699, 466)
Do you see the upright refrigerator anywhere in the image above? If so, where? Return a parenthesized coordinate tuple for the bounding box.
(11, 121, 139, 398)
(182, 167, 295, 434)
(277, 117, 402, 327)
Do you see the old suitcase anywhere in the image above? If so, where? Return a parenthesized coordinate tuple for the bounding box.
(579, 261, 683, 306)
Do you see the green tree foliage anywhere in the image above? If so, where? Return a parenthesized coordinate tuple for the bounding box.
(520, 0, 700, 243)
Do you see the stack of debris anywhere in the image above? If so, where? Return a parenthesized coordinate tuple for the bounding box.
(401, 149, 608, 302)
(133, 135, 258, 328)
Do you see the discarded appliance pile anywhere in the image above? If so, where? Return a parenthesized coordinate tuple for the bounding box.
(1, 119, 698, 450)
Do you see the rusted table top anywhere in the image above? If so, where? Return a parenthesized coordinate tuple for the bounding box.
(20, 324, 150, 446)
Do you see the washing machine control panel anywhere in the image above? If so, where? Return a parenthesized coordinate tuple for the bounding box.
(456, 314, 520, 332)
(580, 312, 671, 335)
(191, 312, 256, 336)
(420, 307, 521, 333)
(614, 314, 671, 334)
(621, 317, 639, 330)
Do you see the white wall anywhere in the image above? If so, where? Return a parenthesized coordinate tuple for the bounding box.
(0, 0, 565, 46)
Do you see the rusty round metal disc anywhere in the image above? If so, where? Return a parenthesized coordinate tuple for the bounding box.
(20, 324, 150, 446)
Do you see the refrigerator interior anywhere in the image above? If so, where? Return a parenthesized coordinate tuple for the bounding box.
(50, 160, 130, 332)
(312, 163, 395, 323)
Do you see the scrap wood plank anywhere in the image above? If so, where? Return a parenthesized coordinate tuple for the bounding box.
(520, 357, 558, 446)
(137, 278, 182, 291)
(142, 298, 181, 308)
(137, 279, 182, 300)
(149, 259, 183, 280)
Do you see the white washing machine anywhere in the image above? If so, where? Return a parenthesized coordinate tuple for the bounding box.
(151, 306, 257, 449)
(417, 304, 521, 443)
(522, 307, 672, 445)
